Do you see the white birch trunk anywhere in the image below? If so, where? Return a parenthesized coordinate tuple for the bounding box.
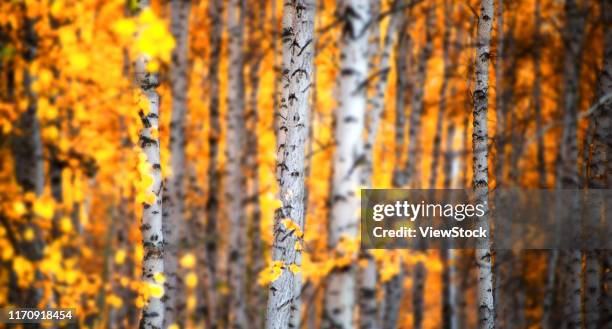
(265, 2, 315, 327)
(164, 1, 190, 327)
(323, 1, 370, 328)
(135, 1, 165, 324)
(472, 0, 495, 328)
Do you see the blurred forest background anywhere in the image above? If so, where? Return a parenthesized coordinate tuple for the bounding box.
(0, 0, 610, 328)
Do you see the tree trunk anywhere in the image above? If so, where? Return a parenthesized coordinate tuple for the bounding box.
(442, 121, 459, 329)
(358, 1, 405, 327)
(164, 1, 190, 327)
(584, 251, 601, 329)
(323, 1, 370, 328)
(429, 0, 454, 189)
(587, 0, 611, 190)
(533, 0, 546, 188)
(392, 13, 412, 187)
(588, 1, 611, 327)
(204, 0, 223, 327)
(226, 0, 248, 327)
(135, 2, 165, 328)
(381, 264, 404, 329)
(10, 4, 45, 312)
(362, 0, 402, 184)
(557, 1, 586, 328)
(472, 0, 495, 328)
(265, 1, 315, 328)
(403, 5, 435, 187)
(246, 1, 266, 327)
(408, 7, 435, 329)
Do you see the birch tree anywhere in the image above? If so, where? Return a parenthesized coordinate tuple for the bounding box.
(323, 1, 370, 328)
(409, 7, 436, 329)
(164, 1, 190, 327)
(429, 0, 454, 189)
(596, 1, 612, 325)
(403, 5, 434, 188)
(471, 0, 495, 328)
(384, 9, 413, 329)
(135, 2, 165, 328)
(265, 1, 315, 327)
(359, 1, 404, 327)
(533, 0, 545, 187)
(442, 121, 459, 329)
(226, 0, 248, 327)
(246, 0, 267, 326)
(556, 1, 586, 327)
(586, 1, 611, 327)
(204, 0, 223, 327)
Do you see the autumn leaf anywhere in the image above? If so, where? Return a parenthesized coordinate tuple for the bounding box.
(179, 253, 196, 269)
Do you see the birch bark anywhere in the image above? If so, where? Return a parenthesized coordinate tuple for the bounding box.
(323, 1, 370, 328)
(135, 2, 165, 327)
(472, 0, 495, 328)
(265, 1, 315, 328)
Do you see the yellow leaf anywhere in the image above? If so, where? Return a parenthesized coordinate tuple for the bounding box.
(153, 272, 165, 284)
(69, 52, 89, 71)
(186, 295, 196, 311)
(288, 264, 300, 274)
(179, 253, 196, 269)
(12, 202, 26, 217)
(281, 218, 303, 238)
(2, 245, 14, 260)
(147, 282, 164, 299)
(185, 272, 197, 289)
(258, 261, 284, 286)
(115, 249, 127, 265)
(60, 217, 73, 233)
(168, 324, 180, 329)
(23, 228, 34, 241)
(33, 198, 54, 220)
(112, 18, 137, 38)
